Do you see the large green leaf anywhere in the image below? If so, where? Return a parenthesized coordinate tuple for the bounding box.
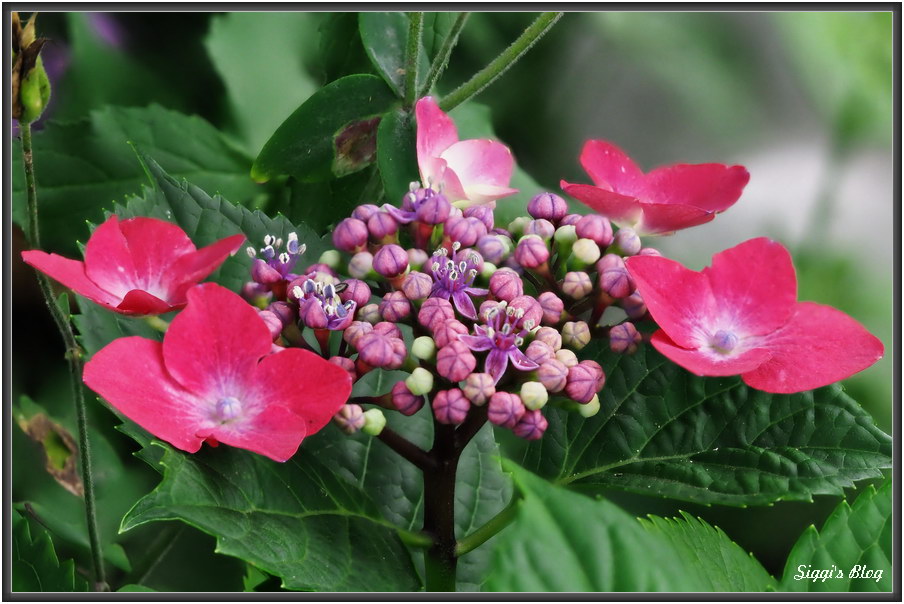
(485, 464, 699, 591)
(359, 12, 430, 98)
(307, 406, 512, 591)
(114, 152, 328, 293)
(522, 345, 892, 506)
(12, 509, 88, 592)
(421, 13, 460, 62)
(315, 13, 374, 84)
(120, 443, 420, 592)
(377, 106, 419, 205)
(639, 512, 776, 591)
(205, 13, 320, 153)
(13, 105, 262, 256)
(284, 166, 383, 234)
(252, 74, 397, 183)
(780, 480, 892, 592)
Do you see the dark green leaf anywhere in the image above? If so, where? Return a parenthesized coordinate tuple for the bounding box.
(120, 443, 421, 591)
(359, 13, 430, 98)
(13, 105, 261, 255)
(421, 13, 460, 60)
(781, 480, 891, 592)
(205, 13, 321, 153)
(486, 464, 702, 591)
(316, 13, 374, 84)
(12, 509, 88, 592)
(351, 369, 411, 398)
(115, 152, 328, 293)
(639, 512, 776, 591)
(252, 74, 397, 184)
(377, 107, 419, 205)
(284, 166, 383, 234)
(522, 346, 892, 506)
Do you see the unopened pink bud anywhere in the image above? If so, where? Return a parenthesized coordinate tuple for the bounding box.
(610, 322, 642, 354)
(380, 291, 411, 322)
(373, 321, 403, 340)
(562, 271, 593, 300)
(463, 205, 495, 230)
(356, 332, 395, 368)
(638, 247, 662, 257)
(343, 321, 373, 347)
(559, 213, 582, 227)
(432, 319, 469, 348)
(579, 359, 606, 392)
(241, 281, 272, 306)
(562, 321, 591, 350)
(537, 292, 564, 326)
(348, 251, 374, 279)
(513, 409, 548, 440)
(417, 193, 452, 224)
(565, 362, 601, 403)
(387, 337, 408, 370)
(488, 392, 526, 429)
(621, 291, 647, 319)
(509, 295, 543, 328)
(391, 382, 424, 416)
(525, 219, 555, 240)
(258, 310, 283, 340)
(333, 404, 366, 434)
(477, 234, 511, 265)
(333, 218, 369, 252)
(299, 298, 329, 329)
(408, 248, 429, 270)
(445, 216, 487, 247)
(597, 254, 635, 299)
(373, 244, 409, 278)
(329, 356, 357, 383)
(418, 298, 455, 330)
(538, 359, 568, 392)
(611, 227, 641, 256)
(266, 301, 295, 326)
(479, 299, 502, 319)
(402, 271, 433, 300)
(352, 203, 381, 222)
(555, 348, 579, 368)
(462, 373, 496, 406)
(303, 263, 338, 280)
(534, 326, 562, 351)
(340, 279, 372, 307)
(525, 340, 554, 365)
(367, 211, 399, 240)
(432, 388, 471, 424)
(436, 341, 477, 382)
(527, 192, 568, 223)
(489, 269, 524, 302)
(514, 235, 550, 268)
(575, 214, 614, 247)
(251, 258, 282, 284)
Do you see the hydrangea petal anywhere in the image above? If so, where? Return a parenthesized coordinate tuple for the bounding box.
(742, 302, 885, 394)
(459, 334, 494, 352)
(560, 181, 643, 227)
(117, 290, 176, 315)
(118, 217, 196, 296)
(632, 202, 717, 235)
(485, 348, 509, 384)
(645, 163, 750, 213)
(416, 97, 459, 169)
(650, 330, 771, 377)
(20, 251, 119, 306)
(579, 139, 645, 194)
(441, 139, 514, 189)
(163, 283, 270, 397)
(83, 336, 205, 453)
(703, 237, 796, 336)
(626, 255, 718, 349)
(165, 233, 246, 299)
(452, 290, 478, 320)
(200, 404, 309, 463)
(508, 347, 540, 372)
(83, 215, 138, 298)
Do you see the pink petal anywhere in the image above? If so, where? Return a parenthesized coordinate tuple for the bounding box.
(452, 290, 478, 320)
(459, 334, 494, 352)
(118, 217, 196, 295)
(116, 290, 178, 315)
(201, 404, 309, 463)
(703, 238, 796, 336)
(253, 348, 352, 438)
(579, 140, 645, 194)
(485, 348, 509, 384)
(163, 283, 271, 397)
(742, 302, 884, 394)
(440, 139, 515, 200)
(460, 184, 519, 206)
(632, 202, 718, 235)
(168, 233, 246, 302)
(422, 156, 467, 202)
(20, 251, 120, 307)
(83, 215, 139, 299)
(416, 96, 459, 169)
(650, 330, 771, 377)
(560, 181, 643, 227)
(644, 163, 749, 213)
(625, 255, 718, 349)
(83, 336, 206, 453)
(508, 348, 540, 372)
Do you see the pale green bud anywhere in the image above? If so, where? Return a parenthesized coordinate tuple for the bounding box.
(362, 408, 387, 436)
(405, 367, 434, 395)
(481, 261, 498, 280)
(520, 381, 549, 411)
(318, 249, 342, 269)
(411, 336, 437, 361)
(579, 394, 601, 418)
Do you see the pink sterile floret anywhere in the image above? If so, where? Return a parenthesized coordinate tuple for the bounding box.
(22, 215, 245, 315)
(625, 237, 883, 394)
(416, 97, 518, 207)
(560, 140, 750, 236)
(83, 283, 352, 462)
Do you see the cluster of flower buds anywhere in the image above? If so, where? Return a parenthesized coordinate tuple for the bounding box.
(242, 184, 656, 442)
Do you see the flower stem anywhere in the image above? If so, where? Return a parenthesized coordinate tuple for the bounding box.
(439, 12, 563, 112)
(454, 495, 521, 557)
(20, 122, 107, 591)
(423, 422, 459, 591)
(404, 12, 424, 108)
(377, 427, 436, 471)
(418, 12, 470, 97)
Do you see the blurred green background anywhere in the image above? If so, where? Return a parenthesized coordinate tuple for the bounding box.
(12, 11, 893, 588)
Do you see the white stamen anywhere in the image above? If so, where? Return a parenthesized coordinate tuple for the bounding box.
(245, 246, 257, 258)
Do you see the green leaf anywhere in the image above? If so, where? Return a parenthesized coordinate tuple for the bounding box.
(351, 369, 411, 398)
(359, 13, 430, 98)
(205, 13, 321, 153)
(13, 105, 261, 255)
(377, 107, 419, 205)
(781, 480, 891, 592)
(639, 512, 776, 591)
(120, 443, 421, 592)
(487, 464, 702, 591)
(315, 13, 374, 84)
(252, 74, 397, 183)
(117, 585, 157, 592)
(306, 407, 512, 591)
(284, 166, 383, 233)
(114, 152, 328, 293)
(521, 345, 892, 506)
(421, 13, 460, 61)
(12, 509, 88, 592)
